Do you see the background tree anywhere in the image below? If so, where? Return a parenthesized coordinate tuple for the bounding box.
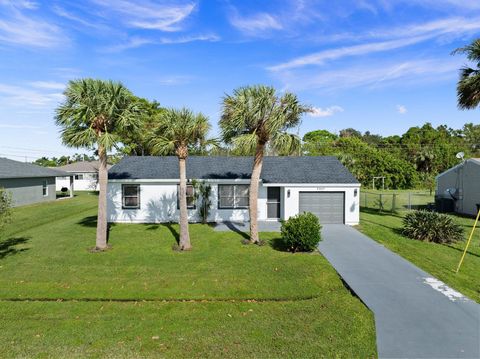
(453, 39, 480, 111)
(220, 85, 309, 244)
(0, 188, 12, 233)
(55, 78, 141, 250)
(150, 108, 212, 250)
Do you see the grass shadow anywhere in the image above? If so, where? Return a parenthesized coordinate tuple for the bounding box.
(0, 237, 30, 259)
(269, 237, 289, 252)
(208, 222, 250, 240)
(445, 244, 480, 259)
(163, 223, 180, 244)
(360, 207, 403, 219)
(78, 216, 97, 227)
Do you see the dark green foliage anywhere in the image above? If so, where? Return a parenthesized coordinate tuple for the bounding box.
(280, 212, 322, 252)
(192, 180, 212, 224)
(402, 210, 464, 244)
(0, 188, 12, 233)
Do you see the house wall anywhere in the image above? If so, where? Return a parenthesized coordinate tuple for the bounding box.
(0, 177, 56, 207)
(56, 172, 98, 191)
(281, 185, 360, 225)
(436, 160, 480, 216)
(107, 180, 267, 223)
(107, 180, 360, 225)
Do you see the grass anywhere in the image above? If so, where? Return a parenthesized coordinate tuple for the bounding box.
(0, 193, 376, 358)
(358, 207, 480, 302)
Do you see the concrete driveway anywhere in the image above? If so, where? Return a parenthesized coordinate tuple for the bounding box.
(318, 224, 480, 359)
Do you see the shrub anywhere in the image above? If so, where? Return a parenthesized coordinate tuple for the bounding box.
(0, 187, 12, 233)
(402, 210, 464, 244)
(280, 212, 322, 252)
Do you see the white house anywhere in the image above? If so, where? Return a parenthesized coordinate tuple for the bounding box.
(56, 161, 112, 191)
(107, 156, 360, 225)
(436, 158, 480, 216)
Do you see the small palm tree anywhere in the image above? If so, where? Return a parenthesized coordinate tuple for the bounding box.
(55, 78, 141, 250)
(220, 85, 309, 244)
(453, 39, 480, 110)
(150, 108, 212, 250)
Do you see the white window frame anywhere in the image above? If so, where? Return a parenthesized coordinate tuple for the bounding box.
(122, 184, 140, 209)
(218, 184, 249, 209)
(42, 180, 48, 197)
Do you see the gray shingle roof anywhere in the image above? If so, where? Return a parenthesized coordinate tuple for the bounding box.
(56, 161, 112, 173)
(109, 156, 359, 184)
(0, 157, 70, 179)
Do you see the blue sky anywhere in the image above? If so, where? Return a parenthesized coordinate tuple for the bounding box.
(0, 0, 479, 161)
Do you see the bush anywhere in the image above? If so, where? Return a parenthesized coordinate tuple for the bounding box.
(280, 212, 322, 252)
(402, 210, 464, 244)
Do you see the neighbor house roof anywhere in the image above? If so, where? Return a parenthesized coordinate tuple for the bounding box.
(109, 156, 359, 184)
(436, 158, 480, 179)
(0, 157, 70, 179)
(56, 161, 112, 173)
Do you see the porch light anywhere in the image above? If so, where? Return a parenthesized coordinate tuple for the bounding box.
(287, 189, 291, 198)
(354, 189, 358, 197)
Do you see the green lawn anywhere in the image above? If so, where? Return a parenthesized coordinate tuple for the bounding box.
(358, 208, 480, 302)
(0, 193, 376, 358)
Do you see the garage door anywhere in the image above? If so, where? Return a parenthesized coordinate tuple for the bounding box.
(299, 192, 345, 224)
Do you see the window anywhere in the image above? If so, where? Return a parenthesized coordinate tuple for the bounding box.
(42, 180, 48, 196)
(218, 185, 249, 209)
(75, 174, 84, 180)
(177, 185, 195, 209)
(122, 184, 140, 209)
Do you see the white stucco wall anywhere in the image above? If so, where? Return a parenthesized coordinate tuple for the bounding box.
(107, 180, 267, 223)
(56, 172, 99, 191)
(280, 184, 360, 225)
(107, 180, 360, 225)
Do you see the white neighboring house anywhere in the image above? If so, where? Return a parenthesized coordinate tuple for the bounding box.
(436, 158, 480, 216)
(107, 156, 361, 225)
(56, 161, 112, 191)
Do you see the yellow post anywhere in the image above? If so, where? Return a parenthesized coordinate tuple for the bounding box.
(456, 207, 480, 273)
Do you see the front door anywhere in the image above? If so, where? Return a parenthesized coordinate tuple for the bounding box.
(267, 187, 281, 219)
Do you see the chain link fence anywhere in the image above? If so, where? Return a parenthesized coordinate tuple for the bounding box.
(360, 191, 434, 213)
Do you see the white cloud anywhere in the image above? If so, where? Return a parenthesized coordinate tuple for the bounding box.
(397, 105, 407, 114)
(269, 36, 429, 71)
(229, 11, 283, 35)
(309, 106, 344, 117)
(103, 33, 219, 52)
(0, 123, 42, 129)
(91, 0, 196, 32)
(269, 16, 480, 71)
(275, 58, 460, 92)
(0, 83, 64, 107)
(0, 2, 66, 48)
(29, 81, 65, 90)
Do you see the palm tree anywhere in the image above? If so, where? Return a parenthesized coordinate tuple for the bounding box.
(55, 78, 141, 250)
(149, 108, 211, 251)
(220, 85, 309, 244)
(453, 39, 480, 110)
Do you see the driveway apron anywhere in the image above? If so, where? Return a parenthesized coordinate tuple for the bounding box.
(318, 224, 480, 359)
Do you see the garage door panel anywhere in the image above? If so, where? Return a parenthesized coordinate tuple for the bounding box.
(299, 192, 344, 224)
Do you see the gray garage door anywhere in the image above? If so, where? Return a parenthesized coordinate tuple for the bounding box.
(299, 192, 345, 224)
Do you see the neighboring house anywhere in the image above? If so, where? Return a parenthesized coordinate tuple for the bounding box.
(55, 161, 112, 191)
(107, 156, 361, 225)
(436, 158, 480, 216)
(0, 157, 72, 207)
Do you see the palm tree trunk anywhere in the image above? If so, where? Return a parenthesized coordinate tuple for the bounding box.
(96, 145, 108, 250)
(178, 156, 192, 250)
(249, 141, 265, 244)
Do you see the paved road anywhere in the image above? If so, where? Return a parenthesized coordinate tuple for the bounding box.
(318, 224, 480, 359)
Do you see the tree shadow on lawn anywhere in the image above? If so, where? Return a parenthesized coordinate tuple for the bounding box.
(361, 207, 403, 219)
(445, 243, 480, 259)
(269, 236, 289, 252)
(0, 237, 30, 260)
(146, 223, 180, 245)
(77, 216, 116, 244)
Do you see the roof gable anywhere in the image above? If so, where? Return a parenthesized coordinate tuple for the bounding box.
(109, 156, 359, 184)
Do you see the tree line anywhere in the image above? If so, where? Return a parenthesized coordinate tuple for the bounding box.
(302, 122, 480, 190)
